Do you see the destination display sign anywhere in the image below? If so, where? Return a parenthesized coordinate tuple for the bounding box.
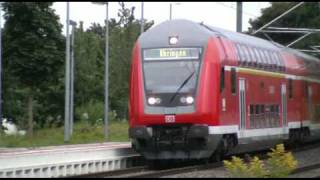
(144, 48, 201, 61)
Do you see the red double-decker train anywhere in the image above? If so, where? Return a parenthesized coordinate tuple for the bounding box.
(128, 19, 320, 162)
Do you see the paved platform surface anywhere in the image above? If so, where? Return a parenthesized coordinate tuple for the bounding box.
(0, 142, 134, 170)
(0, 142, 130, 155)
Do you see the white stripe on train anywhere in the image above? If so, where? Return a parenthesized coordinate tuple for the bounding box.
(208, 120, 320, 139)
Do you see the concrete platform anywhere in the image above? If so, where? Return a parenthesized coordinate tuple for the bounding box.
(0, 142, 142, 178)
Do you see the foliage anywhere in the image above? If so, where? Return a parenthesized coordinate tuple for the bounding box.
(74, 28, 104, 107)
(267, 144, 298, 178)
(75, 100, 120, 126)
(248, 2, 320, 58)
(223, 144, 298, 178)
(223, 156, 251, 178)
(2, 2, 65, 87)
(1, 2, 154, 144)
(2, 2, 65, 135)
(76, 2, 154, 120)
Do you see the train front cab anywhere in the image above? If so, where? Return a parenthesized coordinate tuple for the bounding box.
(129, 37, 226, 160)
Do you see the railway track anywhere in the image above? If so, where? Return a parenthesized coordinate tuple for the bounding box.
(290, 163, 320, 178)
(111, 162, 222, 178)
(72, 140, 320, 178)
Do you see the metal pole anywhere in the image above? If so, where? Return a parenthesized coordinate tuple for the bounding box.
(287, 32, 312, 47)
(294, 49, 320, 53)
(252, 2, 304, 35)
(70, 21, 76, 136)
(0, 3, 2, 129)
(263, 32, 275, 42)
(260, 30, 310, 33)
(140, 2, 144, 34)
(104, 2, 109, 140)
(268, 27, 320, 32)
(236, 2, 242, 32)
(169, 3, 172, 20)
(64, 2, 70, 142)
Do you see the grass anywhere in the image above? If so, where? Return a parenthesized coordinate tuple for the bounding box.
(0, 121, 129, 148)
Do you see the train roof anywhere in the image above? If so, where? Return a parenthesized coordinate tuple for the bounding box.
(200, 23, 283, 51)
(201, 22, 320, 63)
(140, 19, 320, 79)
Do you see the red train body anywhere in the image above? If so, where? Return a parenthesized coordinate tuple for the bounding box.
(129, 19, 320, 160)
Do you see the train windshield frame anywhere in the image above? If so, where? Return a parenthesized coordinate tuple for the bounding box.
(142, 47, 203, 107)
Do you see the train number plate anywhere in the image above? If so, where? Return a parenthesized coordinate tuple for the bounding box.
(165, 115, 175, 123)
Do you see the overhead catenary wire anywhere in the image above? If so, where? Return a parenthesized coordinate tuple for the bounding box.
(215, 2, 260, 19)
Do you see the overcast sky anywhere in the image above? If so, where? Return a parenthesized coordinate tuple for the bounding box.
(51, 2, 271, 35)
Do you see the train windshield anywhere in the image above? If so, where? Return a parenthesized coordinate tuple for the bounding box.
(143, 61, 199, 93)
(142, 48, 201, 106)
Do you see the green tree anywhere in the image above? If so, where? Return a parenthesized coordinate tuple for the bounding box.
(74, 26, 104, 107)
(2, 2, 65, 135)
(108, 2, 153, 119)
(80, 2, 154, 120)
(248, 2, 320, 57)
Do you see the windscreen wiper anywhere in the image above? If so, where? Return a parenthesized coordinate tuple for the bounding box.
(169, 71, 195, 104)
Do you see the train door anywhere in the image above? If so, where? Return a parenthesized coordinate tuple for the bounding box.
(281, 83, 287, 133)
(239, 78, 246, 133)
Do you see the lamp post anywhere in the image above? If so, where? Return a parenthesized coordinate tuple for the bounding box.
(236, 2, 242, 33)
(69, 20, 77, 135)
(92, 2, 109, 140)
(169, 2, 180, 20)
(64, 2, 71, 142)
(0, 2, 2, 129)
(141, 2, 144, 34)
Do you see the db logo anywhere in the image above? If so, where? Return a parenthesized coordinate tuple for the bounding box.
(165, 115, 175, 123)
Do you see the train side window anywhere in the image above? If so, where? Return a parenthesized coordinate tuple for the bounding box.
(267, 51, 274, 71)
(277, 53, 285, 72)
(250, 105, 255, 115)
(231, 68, 236, 94)
(262, 50, 269, 70)
(261, 104, 265, 128)
(220, 67, 225, 93)
(268, 51, 274, 70)
(289, 79, 293, 99)
(272, 52, 280, 72)
(240, 45, 246, 66)
(255, 104, 260, 128)
(250, 105, 255, 128)
(247, 46, 254, 67)
(257, 49, 264, 69)
(237, 44, 244, 65)
(273, 52, 281, 71)
(243, 45, 251, 67)
(253, 47, 260, 68)
(258, 49, 265, 69)
(261, 105, 265, 113)
(235, 44, 241, 61)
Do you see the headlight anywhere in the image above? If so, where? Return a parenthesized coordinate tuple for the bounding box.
(148, 97, 156, 105)
(180, 97, 186, 103)
(155, 98, 161, 104)
(148, 97, 161, 105)
(169, 36, 178, 45)
(186, 96, 194, 104)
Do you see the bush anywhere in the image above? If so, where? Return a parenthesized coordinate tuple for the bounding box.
(223, 144, 298, 178)
(267, 144, 298, 178)
(75, 100, 121, 126)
